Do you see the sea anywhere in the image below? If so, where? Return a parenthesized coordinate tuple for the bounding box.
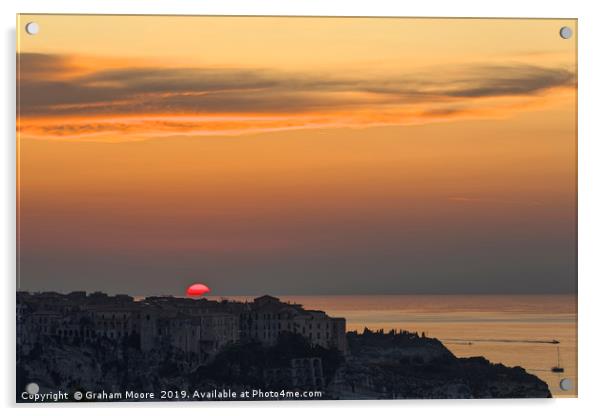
(206, 294, 577, 398)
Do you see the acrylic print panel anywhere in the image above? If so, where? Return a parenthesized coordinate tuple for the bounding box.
(16, 15, 577, 402)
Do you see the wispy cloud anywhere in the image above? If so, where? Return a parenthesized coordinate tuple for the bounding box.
(448, 196, 543, 207)
(17, 53, 575, 140)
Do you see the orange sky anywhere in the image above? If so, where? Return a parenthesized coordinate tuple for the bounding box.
(17, 16, 576, 141)
(16, 16, 577, 295)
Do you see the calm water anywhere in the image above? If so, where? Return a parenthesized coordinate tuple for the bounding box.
(209, 294, 577, 398)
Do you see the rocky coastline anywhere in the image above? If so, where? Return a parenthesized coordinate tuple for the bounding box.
(17, 328, 551, 401)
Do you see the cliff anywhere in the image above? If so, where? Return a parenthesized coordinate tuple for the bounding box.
(17, 329, 551, 401)
(331, 329, 551, 399)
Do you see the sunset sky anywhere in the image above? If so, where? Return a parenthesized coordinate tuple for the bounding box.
(17, 16, 577, 295)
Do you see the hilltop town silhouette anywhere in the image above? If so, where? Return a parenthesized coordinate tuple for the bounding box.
(17, 291, 551, 401)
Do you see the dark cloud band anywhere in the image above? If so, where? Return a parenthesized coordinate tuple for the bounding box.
(18, 53, 575, 118)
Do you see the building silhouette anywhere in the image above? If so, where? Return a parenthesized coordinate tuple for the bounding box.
(17, 291, 347, 360)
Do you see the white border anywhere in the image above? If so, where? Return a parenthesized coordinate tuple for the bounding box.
(2, 1, 601, 415)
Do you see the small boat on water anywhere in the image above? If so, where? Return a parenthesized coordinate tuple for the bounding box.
(551, 346, 564, 373)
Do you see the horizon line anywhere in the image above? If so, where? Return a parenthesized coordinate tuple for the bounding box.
(17, 290, 577, 297)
